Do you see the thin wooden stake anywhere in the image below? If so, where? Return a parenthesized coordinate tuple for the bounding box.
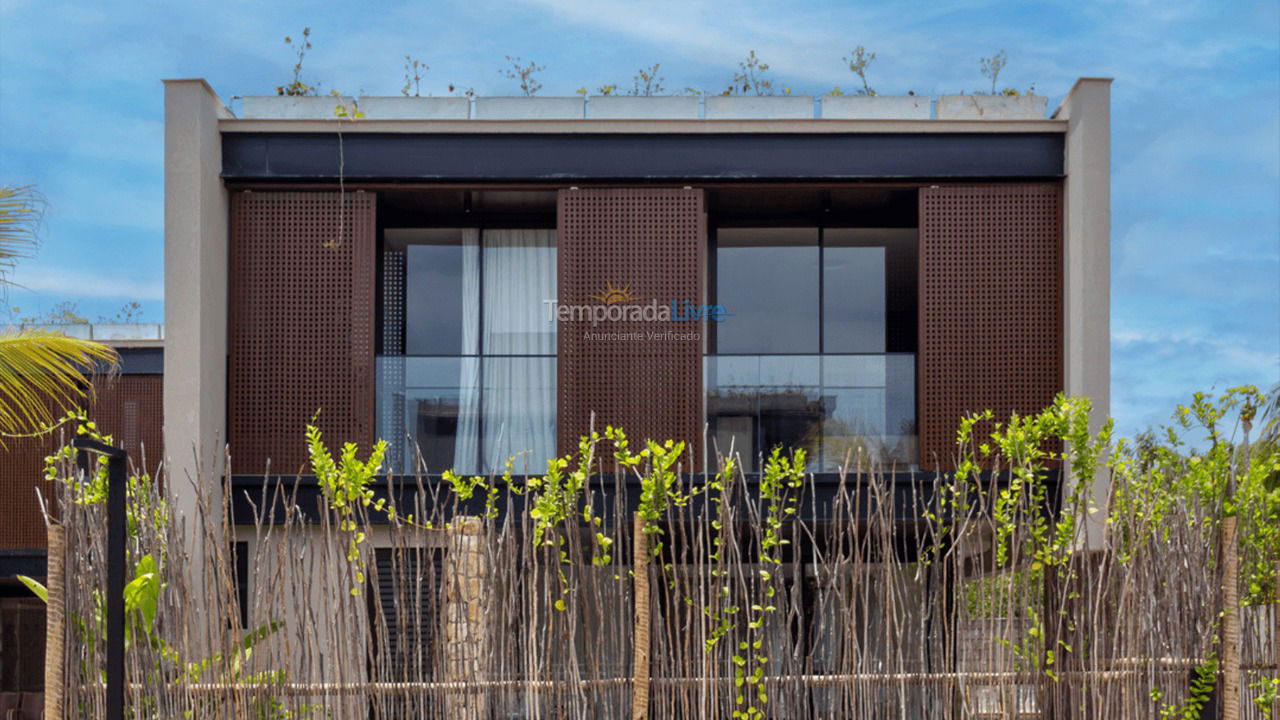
(1220, 514, 1240, 720)
(632, 514, 651, 720)
(1273, 556, 1279, 720)
(44, 523, 65, 720)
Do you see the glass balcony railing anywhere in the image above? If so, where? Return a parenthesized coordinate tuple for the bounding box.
(377, 353, 917, 476)
(705, 354, 917, 472)
(376, 356, 557, 476)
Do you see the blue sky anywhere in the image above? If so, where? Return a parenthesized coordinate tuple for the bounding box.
(1, 0, 1277, 436)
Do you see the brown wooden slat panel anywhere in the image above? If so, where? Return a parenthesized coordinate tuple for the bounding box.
(556, 188, 705, 464)
(229, 192, 376, 474)
(0, 374, 163, 551)
(918, 184, 1063, 471)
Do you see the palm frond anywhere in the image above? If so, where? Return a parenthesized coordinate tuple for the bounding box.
(0, 185, 45, 282)
(0, 329, 119, 437)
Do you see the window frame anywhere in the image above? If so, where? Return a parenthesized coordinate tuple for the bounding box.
(707, 221, 919, 470)
(378, 221, 558, 474)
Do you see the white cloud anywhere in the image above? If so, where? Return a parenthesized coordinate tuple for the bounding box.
(1113, 328, 1279, 378)
(510, 0, 927, 89)
(7, 266, 163, 301)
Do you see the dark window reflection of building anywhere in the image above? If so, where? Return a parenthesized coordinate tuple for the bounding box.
(708, 390, 755, 465)
(413, 396, 459, 474)
(759, 388, 824, 467)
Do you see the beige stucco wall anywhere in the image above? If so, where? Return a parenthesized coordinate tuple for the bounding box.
(163, 79, 230, 634)
(1055, 78, 1113, 548)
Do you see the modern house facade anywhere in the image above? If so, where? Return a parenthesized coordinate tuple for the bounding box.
(156, 84, 1112, 705)
(0, 79, 1115, 715)
(164, 78, 1109, 515)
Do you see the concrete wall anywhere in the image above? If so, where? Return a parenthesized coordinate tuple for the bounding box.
(1055, 78, 1113, 548)
(163, 79, 230, 631)
(163, 79, 228, 493)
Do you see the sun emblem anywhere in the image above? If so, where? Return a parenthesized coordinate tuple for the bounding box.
(591, 281, 637, 305)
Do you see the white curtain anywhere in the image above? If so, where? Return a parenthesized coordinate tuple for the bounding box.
(452, 230, 482, 472)
(481, 356, 556, 474)
(482, 229, 557, 356)
(453, 229, 557, 473)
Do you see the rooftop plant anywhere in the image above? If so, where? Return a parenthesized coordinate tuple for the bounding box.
(275, 27, 316, 97)
(502, 55, 545, 96)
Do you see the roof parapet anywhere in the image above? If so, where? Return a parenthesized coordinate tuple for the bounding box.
(231, 92, 1055, 122)
(19, 322, 165, 346)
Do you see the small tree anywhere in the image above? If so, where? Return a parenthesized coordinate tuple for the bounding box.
(276, 27, 317, 97)
(99, 301, 144, 324)
(979, 49, 1008, 95)
(844, 46, 876, 96)
(502, 56, 545, 96)
(630, 64, 665, 96)
(725, 50, 773, 96)
(401, 55, 428, 97)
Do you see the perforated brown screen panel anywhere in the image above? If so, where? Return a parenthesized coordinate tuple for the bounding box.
(92, 374, 165, 471)
(230, 191, 376, 475)
(918, 184, 1063, 471)
(0, 374, 163, 551)
(557, 188, 705, 463)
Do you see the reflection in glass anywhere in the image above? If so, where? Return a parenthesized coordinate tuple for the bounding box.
(823, 245, 885, 353)
(391, 229, 479, 356)
(379, 356, 555, 475)
(705, 354, 916, 471)
(715, 228, 819, 354)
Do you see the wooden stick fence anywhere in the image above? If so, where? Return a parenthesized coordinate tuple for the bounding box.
(39, 444, 1279, 720)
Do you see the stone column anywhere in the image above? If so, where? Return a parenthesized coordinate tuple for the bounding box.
(444, 517, 490, 719)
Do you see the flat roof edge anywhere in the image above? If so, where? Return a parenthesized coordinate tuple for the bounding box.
(217, 118, 1068, 135)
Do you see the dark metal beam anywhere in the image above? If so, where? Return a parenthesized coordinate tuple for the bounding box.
(222, 132, 1064, 182)
(116, 347, 163, 375)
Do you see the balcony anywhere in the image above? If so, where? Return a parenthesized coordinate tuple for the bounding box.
(376, 355, 556, 476)
(706, 354, 917, 472)
(376, 353, 916, 476)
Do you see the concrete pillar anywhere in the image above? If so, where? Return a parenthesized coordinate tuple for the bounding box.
(1054, 78, 1113, 548)
(163, 78, 229, 508)
(162, 79, 231, 637)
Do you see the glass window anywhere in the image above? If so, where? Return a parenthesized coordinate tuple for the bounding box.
(482, 229, 557, 355)
(392, 229, 478, 356)
(706, 354, 915, 472)
(378, 229, 556, 474)
(825, 228, 918, 353)
(477, 356, 556, 473)
(706, 225, 917, 471)
(378, 357, 467, 473)
(823, 242, 885, 353)
(715, 228, 819, 354)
